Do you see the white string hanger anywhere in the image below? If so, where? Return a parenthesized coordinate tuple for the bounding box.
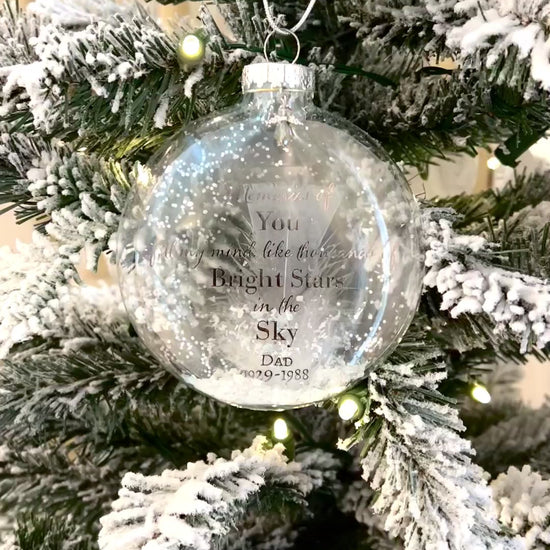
(262, 0, 318, 34)
(262, 0, 318, 63)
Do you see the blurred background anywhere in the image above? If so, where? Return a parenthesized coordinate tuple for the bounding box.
(3, 0, 549, 407)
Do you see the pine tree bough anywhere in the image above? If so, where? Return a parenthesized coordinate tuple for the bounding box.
(423, 208, 550, 352)
(348, 0, 550, 92)
(25, 147, 133, 268)
(27, 0, 132, 27)
(473, 406, 550, 475)
(0, 236, 129, 359)
(98, 436, 330, 550)
(491, 465, 550, 549)
(340, 360, 522, 550)
(0, 234, 78, 358)
(1, 1, 550, 549)
(3, 4, 177, 133)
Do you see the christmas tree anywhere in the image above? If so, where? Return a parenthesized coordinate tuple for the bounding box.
(1, 0, 550, 548)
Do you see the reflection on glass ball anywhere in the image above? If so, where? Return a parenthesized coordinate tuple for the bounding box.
(118, 63, 424, 410)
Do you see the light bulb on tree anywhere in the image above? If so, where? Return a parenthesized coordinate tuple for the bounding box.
(487, 156, 501, 171)
(338, 394, 364, 421)
(471, 383, 491, 404)
(177, 34, 205, 65)
(272, 418, 290, 441)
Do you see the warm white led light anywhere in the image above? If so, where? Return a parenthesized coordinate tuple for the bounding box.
(338, 397, 360, 421)
(487, 156, 501, 171)
(471, 383, 491, 404)
(180, 35, 203, 59)
(273, 418, 290, 440)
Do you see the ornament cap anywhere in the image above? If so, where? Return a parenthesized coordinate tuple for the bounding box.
(242, 62, 315, 94)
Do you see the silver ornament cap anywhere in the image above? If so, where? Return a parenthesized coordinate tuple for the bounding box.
(242, 62, 315, 93)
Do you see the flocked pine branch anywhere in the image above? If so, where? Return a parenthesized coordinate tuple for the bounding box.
(22, 147, 132, 262)
(223, 525, 299, 550)
(423, 208, 550, 353)
(430, 170, 550, 231)
(340, 0, 550, 164)
(339, 479, 398, 549)
(0, 444, 149, 547)
(339, 358, 521, 550)
(8, 5, 177, 135)
(491, 465, 550, 550)
(346, 0, 550, 88)
(27, 0, 131, 26)
(3, 0, 550, 171)
(10, 514, 94, 550)
(0, 312, 268, 463)
(0, 1, 251, 158)
(0, 233, 79, 358)
(98, 436, 330, 550)
(472, 406, 550, 476)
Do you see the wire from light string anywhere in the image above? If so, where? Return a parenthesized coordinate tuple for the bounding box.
(262, 0, 318, 34)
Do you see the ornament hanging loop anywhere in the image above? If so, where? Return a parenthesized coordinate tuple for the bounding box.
(263, 28, 301, 64)
(263, 0, 318, 34)
(262, 0, 316, 63)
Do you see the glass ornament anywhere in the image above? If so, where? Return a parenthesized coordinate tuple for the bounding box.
(117, 62, 424, 410)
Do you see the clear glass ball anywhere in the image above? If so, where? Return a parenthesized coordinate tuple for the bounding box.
(117, 63, 424, 410)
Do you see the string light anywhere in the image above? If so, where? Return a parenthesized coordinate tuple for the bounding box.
(337, 394, 364, 421)
(272, 418, 290, 441)
(487, 156, 501, 171)
(471, 383, 492, 404)
(177, 34, 205, 65)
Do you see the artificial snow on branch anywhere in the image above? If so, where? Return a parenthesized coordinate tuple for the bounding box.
(0, 231, 130, 358)
(25, 147, 132, 267)
(445, 1, 550, 91)
(473, 405, 550, 476)
(0, 443, 162, 549)
(339, 358, 521, 550)
(423, 208, 550, 352)
(0, 0, 257, 165)
(346, 0, 550, 92)
(492, 465, 550, 549)
(98, 436, 323, 550)
(0, 233, 78, 358)
(27, 0, 130, 27)
(0, 2, 177, 137)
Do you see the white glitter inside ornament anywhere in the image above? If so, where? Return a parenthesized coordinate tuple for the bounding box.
(117, 62, 424, 410)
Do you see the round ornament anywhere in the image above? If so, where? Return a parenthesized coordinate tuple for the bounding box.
(117, 62, 424, 410)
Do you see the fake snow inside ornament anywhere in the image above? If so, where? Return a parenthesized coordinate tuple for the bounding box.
(117, 62, 424, 410)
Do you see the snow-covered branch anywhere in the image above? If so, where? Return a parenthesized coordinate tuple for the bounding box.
(473, 406, 550, 475)
(0, 233, 129, 357)
(423, 209, 550, 352)
(0, 234, 78, 358)
(1, 7, 177, 132)
(98, 436, 324, 550)
(492, 465, 550, 549)
(445, 1, 550, 91)
(27, 0, 130, 27)
(346, 0, 550, 92)
(25, 147, 132, 268)
(339, 359, 521, 549)
(0, 0, 245, 140)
